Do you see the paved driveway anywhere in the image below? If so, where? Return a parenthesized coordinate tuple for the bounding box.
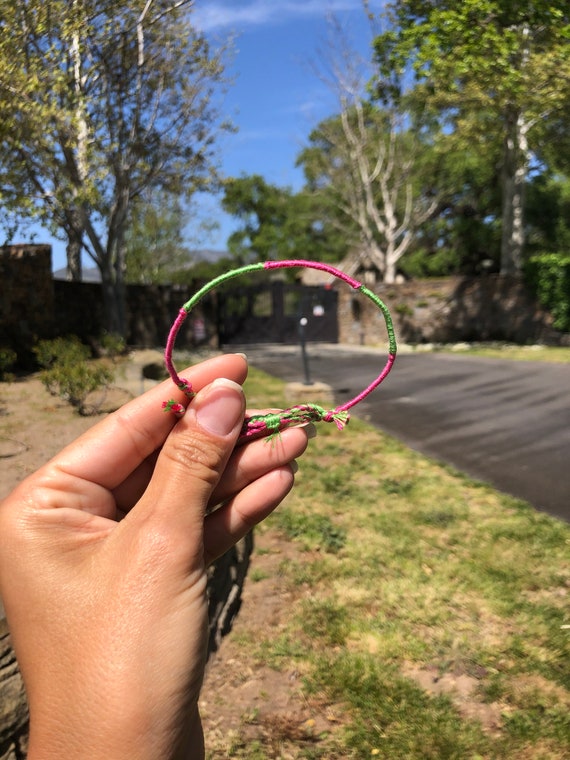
(237, 344, 570, 522)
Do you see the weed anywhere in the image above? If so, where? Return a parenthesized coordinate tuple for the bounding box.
(249, 568, 269, 583)
(395, 303, 414, 317)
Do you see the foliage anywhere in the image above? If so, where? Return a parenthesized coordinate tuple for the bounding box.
(96, 331, 127, 359)
(525, 173, 570, 256)
(373, 0, 570, 274)
(525, 253, 570, 333)
(124, 191, 195, 284)
(0, 346, 16, 381)
(33, 336, 91, 370)
(0, 0, 231, 333)
(34, 336, 114, 414)
(221, 175, 347, 264)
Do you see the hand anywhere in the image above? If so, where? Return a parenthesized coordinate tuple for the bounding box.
(0, 354, 310, 760)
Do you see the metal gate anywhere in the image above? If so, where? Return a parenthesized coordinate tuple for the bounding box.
(218, 281, 338, 345)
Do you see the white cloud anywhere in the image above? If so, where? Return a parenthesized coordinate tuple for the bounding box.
(193, 0, 365, 33)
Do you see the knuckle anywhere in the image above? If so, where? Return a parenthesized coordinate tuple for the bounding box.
(161, 430, 227, 489)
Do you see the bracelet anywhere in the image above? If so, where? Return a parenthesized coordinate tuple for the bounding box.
(163, 259, 397, 441)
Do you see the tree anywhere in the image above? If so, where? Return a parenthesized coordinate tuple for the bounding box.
(124, 191, 194, 284)
(373, 0, 570, 275)
(221, 174, 347, 264)
(294, 14, 446, 283)
(0, 0, 230, 334)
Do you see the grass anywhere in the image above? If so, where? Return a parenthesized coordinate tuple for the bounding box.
(210, 365, 570, 759)
(434, 344, 570, 363)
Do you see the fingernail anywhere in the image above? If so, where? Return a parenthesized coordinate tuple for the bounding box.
(302, 422, 318, 439)
(234, 352, 248, 362)
(192, 378, 245, 436)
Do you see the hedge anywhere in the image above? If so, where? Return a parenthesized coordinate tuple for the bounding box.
(525, 253, 570, 333)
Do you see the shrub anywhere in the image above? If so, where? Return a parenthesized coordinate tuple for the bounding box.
(33, 335, 91, 369)
(525, 253, 570, 333)
(34, 336, 114, 415)
(97, 331, 126, 359)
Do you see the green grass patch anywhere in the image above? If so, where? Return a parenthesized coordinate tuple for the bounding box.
(238, 366, 570, 758)
(435, 344, 570, 363)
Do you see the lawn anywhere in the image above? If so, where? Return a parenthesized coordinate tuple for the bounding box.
(434, 344, 570, 363)
(204, 366, 570, 759)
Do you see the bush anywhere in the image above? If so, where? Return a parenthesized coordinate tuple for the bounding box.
(43, 361, 114, 412)
(525, 253, 570, 333)
(34, 336, 114, 415)
(0, 346, 17, 381)
(97, 331, 127, 359)
(33, 335, 91, 369)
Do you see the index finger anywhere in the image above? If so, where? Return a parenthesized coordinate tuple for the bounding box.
(50, 353, 248, 490)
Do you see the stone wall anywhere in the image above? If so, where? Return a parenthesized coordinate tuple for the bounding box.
(339, 275, 570, 347)
(2, 247, 568, 364)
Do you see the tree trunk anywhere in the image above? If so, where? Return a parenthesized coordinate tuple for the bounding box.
(500, 111, 529, 276)
(65, 224, 83, 281)
(100, 267, 127, 337)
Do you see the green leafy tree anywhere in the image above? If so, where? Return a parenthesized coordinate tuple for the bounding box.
(526, 172, 570, 255)
(400, 126, 504, 276)
(373, 0, 570, 275)
(0, 0, 230, 334)
(221, 174, 346, 264)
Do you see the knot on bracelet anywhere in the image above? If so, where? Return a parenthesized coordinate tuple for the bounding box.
(176, 377, 195, 399)
(242, 404, 350, 439)
(161, 378, 195, 418)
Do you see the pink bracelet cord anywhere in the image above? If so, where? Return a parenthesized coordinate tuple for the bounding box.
(162, 260, 397, 440)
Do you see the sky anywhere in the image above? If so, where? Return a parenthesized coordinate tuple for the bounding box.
(34, 0, 384, 272)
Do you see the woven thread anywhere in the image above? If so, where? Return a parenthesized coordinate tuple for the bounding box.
(163, 260, 397, 440)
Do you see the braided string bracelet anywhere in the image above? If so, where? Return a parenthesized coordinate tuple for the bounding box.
(163, 259, 397, 442)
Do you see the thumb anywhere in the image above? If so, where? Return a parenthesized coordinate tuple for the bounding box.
(133, 378, 245, 543)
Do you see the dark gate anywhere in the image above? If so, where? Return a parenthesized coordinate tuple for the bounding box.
(218, 281, 338, 345)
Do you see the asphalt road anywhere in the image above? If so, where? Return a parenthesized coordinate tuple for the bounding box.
(235, 344, 570, 522)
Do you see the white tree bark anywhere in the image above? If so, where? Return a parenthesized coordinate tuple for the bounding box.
(316, 16, 439, 283)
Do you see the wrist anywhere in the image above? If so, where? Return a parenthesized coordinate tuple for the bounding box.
(27, 705, 205, 760)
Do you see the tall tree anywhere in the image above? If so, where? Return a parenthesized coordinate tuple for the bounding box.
(298, 104, 445, 283)
(0, 0, 230, 334)
(296, 14, 446, 283)
(373, 0, 570, 275)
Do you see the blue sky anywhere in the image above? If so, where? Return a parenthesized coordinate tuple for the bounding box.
(41, 0, 383, 271)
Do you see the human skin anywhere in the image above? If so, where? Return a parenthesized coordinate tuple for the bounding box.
(0, 354, 311, 759)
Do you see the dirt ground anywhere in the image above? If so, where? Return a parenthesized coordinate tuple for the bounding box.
(0, 351, 505, 757)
